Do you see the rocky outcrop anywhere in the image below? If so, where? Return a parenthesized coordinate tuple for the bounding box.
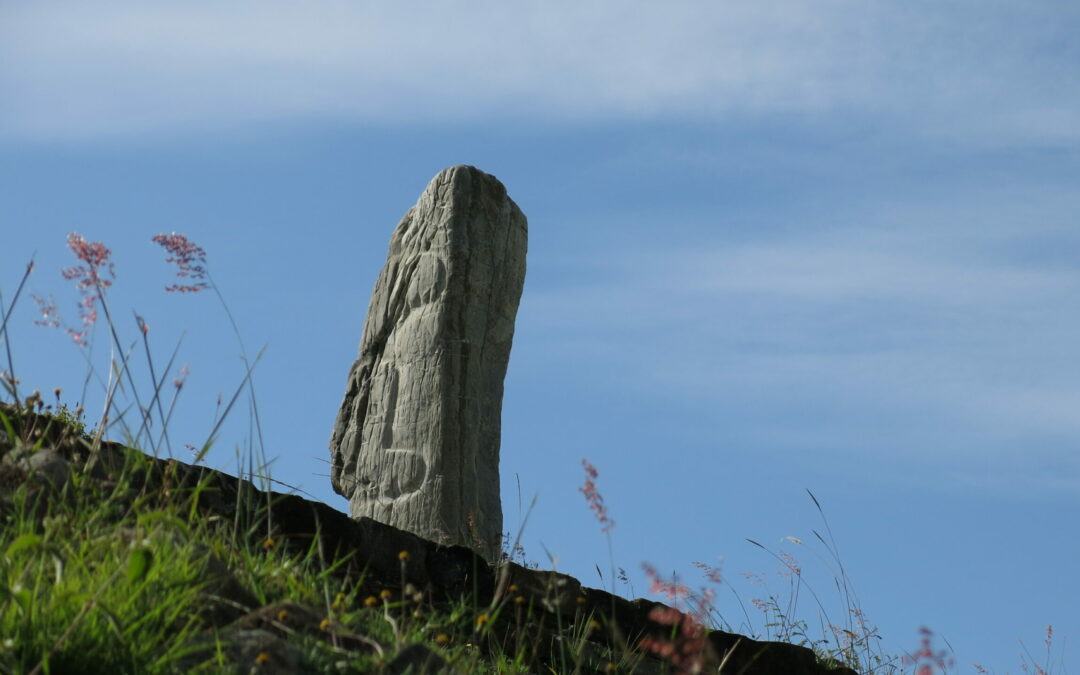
(330, 165, 527, 561)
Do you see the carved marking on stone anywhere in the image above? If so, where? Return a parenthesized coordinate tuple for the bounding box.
(373, 448, 429, 506)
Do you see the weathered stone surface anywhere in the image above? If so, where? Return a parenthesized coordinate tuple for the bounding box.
(330, 165, 527, 561)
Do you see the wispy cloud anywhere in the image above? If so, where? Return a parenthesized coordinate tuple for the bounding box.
(2, 1, 1078, 143)
(518, 193, 1080, 478)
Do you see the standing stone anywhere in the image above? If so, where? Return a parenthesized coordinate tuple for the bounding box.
(330, 165, 527, 561)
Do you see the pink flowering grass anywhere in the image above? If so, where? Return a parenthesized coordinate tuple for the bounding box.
(148, 232, 266, 469)
(152, 233, 209, 293)
(638, 603, 710, 674)
(972, 625, 1062, 675)
(152, 232, 267, 474)
(575, 475, 908, 672)
(31, 294, 61, 328)
(638, 563, 718, 674)
(570, 471, 1068, 674)
(1, 232, 265, 469)
(580, 458, 615, 533)
(52, 233, 147, 448)
(903, 627, 955, 675)
(60, 233, 116, 346)
(580, 458, 620, 601)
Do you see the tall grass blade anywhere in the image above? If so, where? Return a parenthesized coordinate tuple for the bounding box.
(0, 258, 36, 402)
(194, 345, 266, 464)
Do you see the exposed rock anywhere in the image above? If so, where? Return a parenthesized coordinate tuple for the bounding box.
(183, 628, 308, 674)
(330, 165, 528, 561)
(228, 601, 324, 636)
(227, 600, 378, 657)
(386, 643, 458, 675)
(0, 447, 72, 523)
(196, 547, 263, 626)
(2, 446, 71, 488)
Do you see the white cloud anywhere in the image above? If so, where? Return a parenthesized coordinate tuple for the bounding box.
(2, 0, 1078, 143)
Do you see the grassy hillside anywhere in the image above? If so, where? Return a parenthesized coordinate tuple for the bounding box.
(0, 401, 867, 674)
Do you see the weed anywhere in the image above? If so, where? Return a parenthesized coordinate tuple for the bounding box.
(580, 458, 618, 602)
(903, 627, 955, 675)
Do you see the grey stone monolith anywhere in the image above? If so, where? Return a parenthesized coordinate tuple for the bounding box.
(330, 165, 527, 561)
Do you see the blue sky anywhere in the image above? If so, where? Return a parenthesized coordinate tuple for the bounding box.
(2, 1, 1078, 671)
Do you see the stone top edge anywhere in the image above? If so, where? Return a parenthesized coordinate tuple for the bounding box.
(430, 164, 505, 187)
